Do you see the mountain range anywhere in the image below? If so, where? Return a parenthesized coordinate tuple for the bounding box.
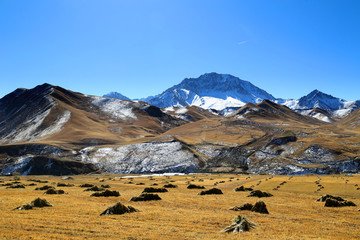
(0, 73, 359, 176)
(106, 73, 360, 122)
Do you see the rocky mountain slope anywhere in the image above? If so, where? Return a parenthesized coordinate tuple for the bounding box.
(1, 81, 360, 176)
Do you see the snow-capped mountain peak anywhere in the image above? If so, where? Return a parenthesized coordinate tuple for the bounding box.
(139, 72, 275, 110)
(103, 92, 130, 101)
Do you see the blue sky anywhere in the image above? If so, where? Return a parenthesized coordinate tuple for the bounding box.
(1, 0, 359, 100)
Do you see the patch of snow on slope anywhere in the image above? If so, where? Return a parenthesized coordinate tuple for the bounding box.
(91, 96, 137, 120)
(35, 110, 71, 139)
(333, 108, 352, 118)
(312, 113, 333, 123)
(1, 155, 33, 175)
(79, 142, 199, 173)
(192, 96, 245, 110)
(0, 108, 52, 144)
(175, 107, 188, 114)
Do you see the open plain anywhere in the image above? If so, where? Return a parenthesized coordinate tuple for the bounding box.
(0, 174, 359, 239)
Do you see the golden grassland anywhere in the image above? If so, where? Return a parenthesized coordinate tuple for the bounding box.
(0, 174, 360, 240)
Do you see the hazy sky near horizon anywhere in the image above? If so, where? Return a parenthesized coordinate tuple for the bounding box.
(1, 0, 359, 100)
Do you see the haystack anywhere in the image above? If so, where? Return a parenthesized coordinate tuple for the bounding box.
(79, 183, 95, 188)
(248, 190, 273, 198)
(187, 184, 205, 189)
(222, 215, 256, 233)
(229, 203, 253, 211)
(35, 185, 54, 191)
(142, 187, 168, 193)
(324, 198, 356, 207)
(100, 202, 139, 216)
(198, 188, 223, 195)
(6, 184, 25, 189)
(44, 189, 65, 194)
(15, 198, 53, 210)
(233, 186, 253, 192)
(84, 186, 104, 192)
(90, 190, 120, 197)
(317, 194, 344, 202)
(251, 201, 269, 214)
(130, 193, 162, 202)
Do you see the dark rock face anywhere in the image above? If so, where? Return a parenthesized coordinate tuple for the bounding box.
(3, 156, 100, 176)
(163, 184, 177, 188)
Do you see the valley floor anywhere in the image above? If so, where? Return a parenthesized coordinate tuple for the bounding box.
(0, 174, 359, 239)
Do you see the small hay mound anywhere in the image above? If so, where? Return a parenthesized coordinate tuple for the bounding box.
(251, 201, 269, 214)
(79, 183, 95, 188)
(84, 186, 105, 192)
(15, 198, 53, 210)
(130, 193, 162, 202)
(222, 215, 256, 233)
(230, 203, 253, 211)
(163, 184, 177, 188)
(187, 184, 205, 189)
(233, 186, 253, 192)
(6, 184, 25, 189)
(57, 183, 74, 187)
(44, 189, 65, 195)
(100, 202, 139, 216)
(198, 188, 223, 195)
(324, 198, 356, 207)
(35, 185, 55, 191)
(142, 187, 168, 193)
(90, 190, 120, 197)
(317, 194, 344, 202)
(248, 190, 273, 198)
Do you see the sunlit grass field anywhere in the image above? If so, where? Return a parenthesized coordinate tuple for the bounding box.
(0, 174, 359, 239)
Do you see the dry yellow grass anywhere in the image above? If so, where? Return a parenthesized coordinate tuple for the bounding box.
(0, 174, 359, 239)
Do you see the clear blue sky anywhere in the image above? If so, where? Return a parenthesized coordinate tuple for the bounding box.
(1, 0, 359, 100)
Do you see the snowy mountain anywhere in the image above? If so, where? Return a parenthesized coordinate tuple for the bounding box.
(283, 90, 360, 121)
(103, 92, 130, 101)
(140, 73, 275, 110)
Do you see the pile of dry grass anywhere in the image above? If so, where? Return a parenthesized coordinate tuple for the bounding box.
(198, 188, 223, 195)
(35, 185, 54, 191)
(44, 189, 65, 195)
(130, 193, 162, 201)
(230, 201, 269, 214)
(248, 190, 273, 198)
(221, 215, 256, 233)
(187, 184, 205, 189)
(317, 194, 356, 207)
(142, 187, 168, 193)
(15, 198, 53, 210)
(84, 186, 104, 192)
(90, 190, 120, 197)
(6, 184, 25, 189)
(233, 186, 253, 192)
(100, 202, 139, 216)
(79, 183, 95, 188)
